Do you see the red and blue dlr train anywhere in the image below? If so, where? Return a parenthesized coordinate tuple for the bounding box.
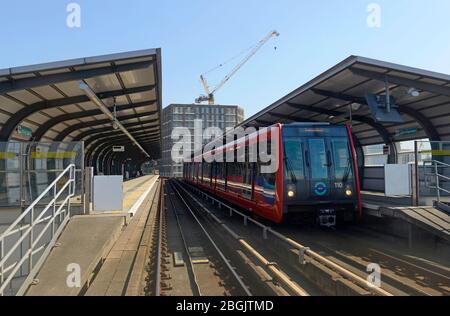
(184, 123, 362, 227)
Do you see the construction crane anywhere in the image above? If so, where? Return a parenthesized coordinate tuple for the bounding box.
(195, 30, 280, 105)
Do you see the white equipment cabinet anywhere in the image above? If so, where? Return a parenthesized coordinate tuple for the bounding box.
(93, 176, 123, 212)
(385, 164, 411, 196)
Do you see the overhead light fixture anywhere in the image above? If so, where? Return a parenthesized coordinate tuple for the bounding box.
(351, 103, 362, 111)
(79, 81, 150, 158)
(407, 88, 421, 97)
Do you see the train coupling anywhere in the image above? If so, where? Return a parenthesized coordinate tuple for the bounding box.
(318, 209, 336, 228)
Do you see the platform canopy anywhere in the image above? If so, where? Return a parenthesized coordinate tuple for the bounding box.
(0, 49, 163, 166)
(241, 56, 450, 147)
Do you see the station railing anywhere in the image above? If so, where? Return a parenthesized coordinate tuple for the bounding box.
(424, 160, 450, 204)
(414, 141, 450, 206)
(0, 164, 76, 296)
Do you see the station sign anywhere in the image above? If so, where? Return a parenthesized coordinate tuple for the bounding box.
(396, 127, 418, 137)
(16, 125, 33, 138)
(113, 146, 125, 153)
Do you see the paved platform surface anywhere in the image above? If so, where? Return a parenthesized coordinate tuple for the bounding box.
(25, 175, 159, 296)
(85, 179, 161, 296)
(123, 176, 159, 216)
(26, 215, 126, 296)
(362, 192, 450, 242)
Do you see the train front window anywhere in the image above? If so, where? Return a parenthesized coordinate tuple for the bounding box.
(283, 138, 305, 182)
(331, 138, 353, 182)
(308, 139, 328, 180)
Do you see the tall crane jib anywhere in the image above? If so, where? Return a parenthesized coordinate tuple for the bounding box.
(195, 30, 280, 105)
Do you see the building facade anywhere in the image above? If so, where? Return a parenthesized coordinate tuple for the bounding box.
(161, 104, 245, 178)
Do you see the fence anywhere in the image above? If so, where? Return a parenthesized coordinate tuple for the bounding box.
(0, 164, 76, 296)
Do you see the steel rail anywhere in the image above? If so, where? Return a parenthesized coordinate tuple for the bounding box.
(155, 180, 164, 297)
(167, 183, 202, 296)
(179, 180, 394, 297)
(174, 181, 309, 296)
(170, 181, 253, 296)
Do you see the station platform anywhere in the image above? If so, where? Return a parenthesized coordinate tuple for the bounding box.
(25, 175, 160, 296)
(362, 192, 450, 243)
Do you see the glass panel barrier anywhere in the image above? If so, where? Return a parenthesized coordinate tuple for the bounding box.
(0, 142, 84, 208)
(415, 141, 450, 205)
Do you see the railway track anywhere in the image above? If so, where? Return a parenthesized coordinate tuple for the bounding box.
(149, 179, 320, 296)
(175, 180, 418, 296)
(180, 180, 450, 296)
(172, 181, 332, 296)
(278, 226, 450, 296)
(167, 181, 250, 296)
(148, 179, 449, 296)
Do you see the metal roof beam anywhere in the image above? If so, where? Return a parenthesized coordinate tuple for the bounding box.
(350, 67, 450, 97)
(35, 100, 157, 141)
(286, 101, 344, 117)
(87, 134, 161, 153)
(80, 81, 151, 158)
(74, 124, 160, 142)
(268, 112, 316, 122)
(88, 136, 160, 170)
(0, 85, 156, 141)
(312, 89, 441, 141)
(85, 131, 160, 150)
(85, 133, 161, 161)
(89, 138, 160, 163)
(396, 106, 441, 141)
(97, 135, 160, 173)
(311, 89, 365, 104)
(0, 60, 154, 95)
(254, 119, 274, 127)
(52, 114, 159, 142)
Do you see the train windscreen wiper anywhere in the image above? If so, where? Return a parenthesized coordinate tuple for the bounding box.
(283, 155, 298, 184)
(342, 158, 352, 184)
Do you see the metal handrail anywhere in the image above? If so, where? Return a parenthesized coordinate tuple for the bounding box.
(0, 164, 76, 296)
(424, 160, 450, 168)
(423, 160, 450, 203)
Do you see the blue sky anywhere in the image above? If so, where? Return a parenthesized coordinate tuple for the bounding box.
(1, 0, 450, 118)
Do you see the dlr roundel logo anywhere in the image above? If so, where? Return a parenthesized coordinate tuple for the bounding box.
(314, 182, 328, 196)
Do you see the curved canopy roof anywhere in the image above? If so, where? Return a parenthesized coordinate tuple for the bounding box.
(0, 48, 162, 160)
(241, 56, 450, 146)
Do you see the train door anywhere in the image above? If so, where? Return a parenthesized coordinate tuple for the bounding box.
(305, 138, 334, 201)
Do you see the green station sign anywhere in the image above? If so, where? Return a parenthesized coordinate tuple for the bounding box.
(16, 125, 33, 138)
(396, 127, 418, 137)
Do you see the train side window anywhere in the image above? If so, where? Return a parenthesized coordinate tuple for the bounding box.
(242, 145, 254, 200)
(203, 162, 211, 184)
(255, 158, 276, 205)
(216, 162, 224, 190)
(226, 162, 232, 192)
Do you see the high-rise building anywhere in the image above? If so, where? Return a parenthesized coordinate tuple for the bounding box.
(161, 104, 245, 178)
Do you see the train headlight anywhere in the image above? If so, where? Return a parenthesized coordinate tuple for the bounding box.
(345, 188, 353, 197)
(287, 185, 296, 198)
